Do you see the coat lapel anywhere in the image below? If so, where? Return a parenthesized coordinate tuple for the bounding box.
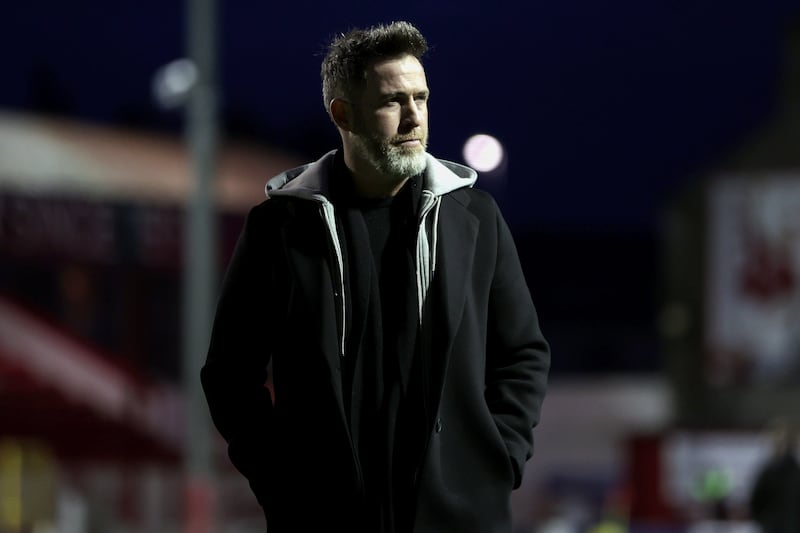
(428, 191, 479, 399)
(281, 207, 348, 418)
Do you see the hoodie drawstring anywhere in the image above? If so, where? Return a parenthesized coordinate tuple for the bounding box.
(416, 194, 441, 322)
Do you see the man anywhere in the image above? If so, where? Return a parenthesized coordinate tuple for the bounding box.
(749, 417, 800, 533)
(201, 20, 550, 533)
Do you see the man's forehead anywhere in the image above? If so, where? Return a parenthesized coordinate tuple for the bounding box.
(365, 55, 427, 89)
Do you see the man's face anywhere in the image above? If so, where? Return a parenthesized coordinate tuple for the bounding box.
(349, 54, 430, 180)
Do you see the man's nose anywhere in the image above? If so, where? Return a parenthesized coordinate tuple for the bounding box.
(401, 101, 423, 130)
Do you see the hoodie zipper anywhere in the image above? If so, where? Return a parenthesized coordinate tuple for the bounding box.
(318, 200, 346, 358)
(318, 200, 367, 497)
(412, 192, 442, 492)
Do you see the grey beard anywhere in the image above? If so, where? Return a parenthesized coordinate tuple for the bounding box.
(378, 147, 427, 178)
(355, 134, 428, 180)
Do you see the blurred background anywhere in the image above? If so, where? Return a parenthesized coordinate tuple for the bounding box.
(2, 1, 800, 532)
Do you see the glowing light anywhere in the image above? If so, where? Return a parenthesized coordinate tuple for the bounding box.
(152, 58, 198, 110)
(463, 134, 504, 172)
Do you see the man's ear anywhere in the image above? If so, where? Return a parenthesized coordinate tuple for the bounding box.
(330, 98, 353, 132)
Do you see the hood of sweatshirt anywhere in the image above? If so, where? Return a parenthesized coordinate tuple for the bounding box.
(264, 150, 477, 201)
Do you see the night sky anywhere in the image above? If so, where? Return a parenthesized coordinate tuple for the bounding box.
(4, 1, 797, 230)
(3, 1, 799, 373)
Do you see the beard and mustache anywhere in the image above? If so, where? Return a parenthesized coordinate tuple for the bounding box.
(351, 128, 429, 180)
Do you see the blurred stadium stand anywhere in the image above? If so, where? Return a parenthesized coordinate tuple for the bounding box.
(0, 111, 304, 531)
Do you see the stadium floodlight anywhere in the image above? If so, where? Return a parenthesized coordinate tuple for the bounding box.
(151, 58, 198, 110)
(463, 133, 505, 173)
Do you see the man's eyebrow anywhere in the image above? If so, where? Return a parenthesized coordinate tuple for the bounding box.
(380, 89, 430, 99)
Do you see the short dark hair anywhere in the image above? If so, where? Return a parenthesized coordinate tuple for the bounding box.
(321, 21, 428, 113)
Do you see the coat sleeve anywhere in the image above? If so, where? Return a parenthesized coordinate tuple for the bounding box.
(200, 203, 277, 502)
(484, 201, 550, 489)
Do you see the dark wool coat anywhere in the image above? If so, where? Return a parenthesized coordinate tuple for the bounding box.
(201, 151, 550, 533)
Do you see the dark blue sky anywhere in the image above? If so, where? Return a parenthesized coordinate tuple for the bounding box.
(3, 1, 799, 375)
(2, 1, 797, 232)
